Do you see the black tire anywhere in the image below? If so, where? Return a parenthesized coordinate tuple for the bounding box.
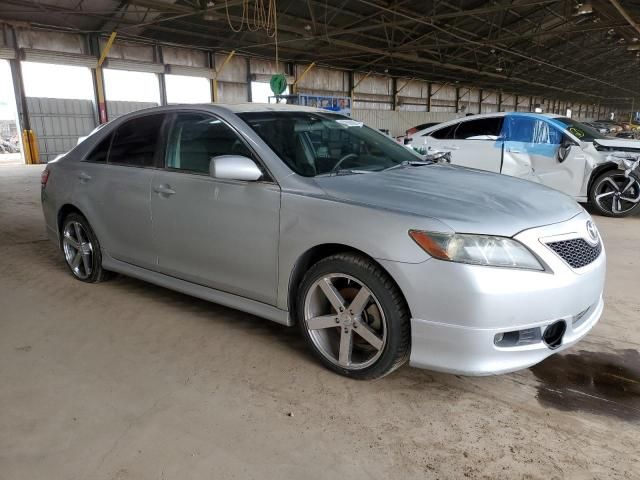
(60, 213, 111, 283)
(297, 252, 411, 380)
(589, 170, 640, 217)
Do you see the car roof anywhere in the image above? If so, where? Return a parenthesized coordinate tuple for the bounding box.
(416, 111, 566, 135)
(219, 102, 322, 113)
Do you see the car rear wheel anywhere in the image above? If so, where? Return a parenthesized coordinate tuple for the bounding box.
(297, 253, 410, 379)
(61, 213, 110, 283)
(589, 170, 640, 217)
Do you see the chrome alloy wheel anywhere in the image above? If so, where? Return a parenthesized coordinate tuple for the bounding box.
(303, 274, 387, 370)
(62, 221, 93, 280)
(594, 173, 640, 215)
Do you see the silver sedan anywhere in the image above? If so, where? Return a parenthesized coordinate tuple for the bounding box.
(41, 104, 605, 379)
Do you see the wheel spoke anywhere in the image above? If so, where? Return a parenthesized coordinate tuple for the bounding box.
(620, 178, 636, 194)
(338, 327, 353, 366)
(73, 222, 83, 243)
(353, 320, 383, 350)
(307, 314, 339, 330)
(596, 191, 614, 200)
(603, 177, 621, 192)
(63, 232, 80, 250)
(348, 286, 371, 316)
(71, 252, 82, 270)
(81, 251, 91, 275)
(318, 278, 346, 312)
(620, 195, 640, 204)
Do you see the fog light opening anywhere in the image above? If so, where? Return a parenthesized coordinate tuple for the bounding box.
(543, 321, 566, 350)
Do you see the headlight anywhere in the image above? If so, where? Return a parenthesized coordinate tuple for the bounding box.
(409, 230, 544, 271)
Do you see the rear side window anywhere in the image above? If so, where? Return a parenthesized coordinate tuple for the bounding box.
(454, 117, 503, 139)
(429, 123, 457, 139)
(109, 114, 165, 167)
(85, 134, 112, 163)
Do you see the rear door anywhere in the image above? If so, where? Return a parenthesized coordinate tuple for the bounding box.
(150, 112, 281, 305)
(420, 117, 503, 172)
(75, 113, 166, 269)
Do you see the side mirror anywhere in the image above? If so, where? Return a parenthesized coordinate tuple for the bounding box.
(557, 139, 574, 163)
(209, 155, 263, 181)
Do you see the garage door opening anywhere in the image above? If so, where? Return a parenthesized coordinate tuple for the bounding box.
(103, 69, 161, 119)
(20, 61, 96, 163)
(166, 74, 211, 104)
(0, 60, 23, 165)
(251, 81, 288, 104)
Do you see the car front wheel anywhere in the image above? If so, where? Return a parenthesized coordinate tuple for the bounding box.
(297, 253, 411, 379)
(589, 170, 640, 217)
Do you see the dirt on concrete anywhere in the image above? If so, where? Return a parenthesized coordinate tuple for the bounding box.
(1, 164, 638, 480)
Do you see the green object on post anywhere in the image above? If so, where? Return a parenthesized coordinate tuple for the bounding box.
(270, 73, 287, 95)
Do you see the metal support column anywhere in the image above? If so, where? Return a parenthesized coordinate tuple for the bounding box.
(213, 50, 236, 103)
(95, 32, 117, 123)
(292, 62, 315, 95)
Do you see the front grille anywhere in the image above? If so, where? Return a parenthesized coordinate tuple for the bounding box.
(546, 238, 602, 269)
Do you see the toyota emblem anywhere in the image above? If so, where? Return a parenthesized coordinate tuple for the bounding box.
(586, 220, 598, 242)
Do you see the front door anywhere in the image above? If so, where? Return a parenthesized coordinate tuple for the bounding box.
(501, 115, 585, 195)
(150, 112, 281, 305)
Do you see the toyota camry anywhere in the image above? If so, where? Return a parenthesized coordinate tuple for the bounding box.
(41, 104, 605, 379)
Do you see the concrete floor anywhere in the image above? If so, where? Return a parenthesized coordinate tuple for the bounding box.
(1, 164, 639, 480)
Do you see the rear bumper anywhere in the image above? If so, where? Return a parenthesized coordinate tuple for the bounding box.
(409, 294, 603, 375)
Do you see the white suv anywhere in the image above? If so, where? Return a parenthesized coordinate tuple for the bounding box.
(411, 112, 640, 217)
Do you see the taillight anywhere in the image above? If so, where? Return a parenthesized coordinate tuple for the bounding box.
(41, 169, 50, 187)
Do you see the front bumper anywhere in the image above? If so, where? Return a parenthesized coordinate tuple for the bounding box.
(378, 211, 606, 375)
(409, 295, 603, 375)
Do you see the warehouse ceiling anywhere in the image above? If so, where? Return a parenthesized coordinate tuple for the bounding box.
(1, 0, 639, 105)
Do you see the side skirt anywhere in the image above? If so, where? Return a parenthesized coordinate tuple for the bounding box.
(102, 251, 292, 326)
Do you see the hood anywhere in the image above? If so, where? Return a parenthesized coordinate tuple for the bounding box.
(314, 165, 582, 237)
(593, 138, 640, 152)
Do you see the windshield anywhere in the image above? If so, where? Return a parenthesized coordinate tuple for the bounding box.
(238, 111, 422, 176)
(553, 117, 608, 142)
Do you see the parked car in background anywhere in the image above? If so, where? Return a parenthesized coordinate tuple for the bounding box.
(412, 112, 640, 217)
(406, 122, 441, 136)
(41, 104, 605, 379)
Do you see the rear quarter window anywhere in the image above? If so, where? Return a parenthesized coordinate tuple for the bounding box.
(428, 123, 458, 139)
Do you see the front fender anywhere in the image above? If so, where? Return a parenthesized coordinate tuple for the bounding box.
(276, 192, 448, 310)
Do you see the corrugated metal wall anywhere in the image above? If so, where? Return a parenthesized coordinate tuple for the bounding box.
(106, 100, 159, 120)
(26, 97, 96, 162)
(352, 110, 462, 137)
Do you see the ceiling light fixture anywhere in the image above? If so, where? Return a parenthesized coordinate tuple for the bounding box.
(576, 2, 593, 15)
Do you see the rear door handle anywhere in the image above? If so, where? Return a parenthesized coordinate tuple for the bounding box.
(442, 145, 460, 150)
(153, 184, 176, 196)
(77, 172, 92, 182)
(507, 149, 521, 153)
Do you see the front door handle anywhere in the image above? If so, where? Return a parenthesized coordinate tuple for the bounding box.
(153, 184, 176, 196)
(507, 149, 521, 153)
(77, 172, 92, 182)
(442, 145, 460, 150)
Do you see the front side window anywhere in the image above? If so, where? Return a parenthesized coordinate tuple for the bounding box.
(109, 114, 165, 167)
(504, 116, 562, 144)
(239, 111, 422, 177)
(165, 113, 253, 174)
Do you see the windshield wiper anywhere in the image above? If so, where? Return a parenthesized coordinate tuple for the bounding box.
(318, 168, 371, 177)
(382, 160, 433, 172)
